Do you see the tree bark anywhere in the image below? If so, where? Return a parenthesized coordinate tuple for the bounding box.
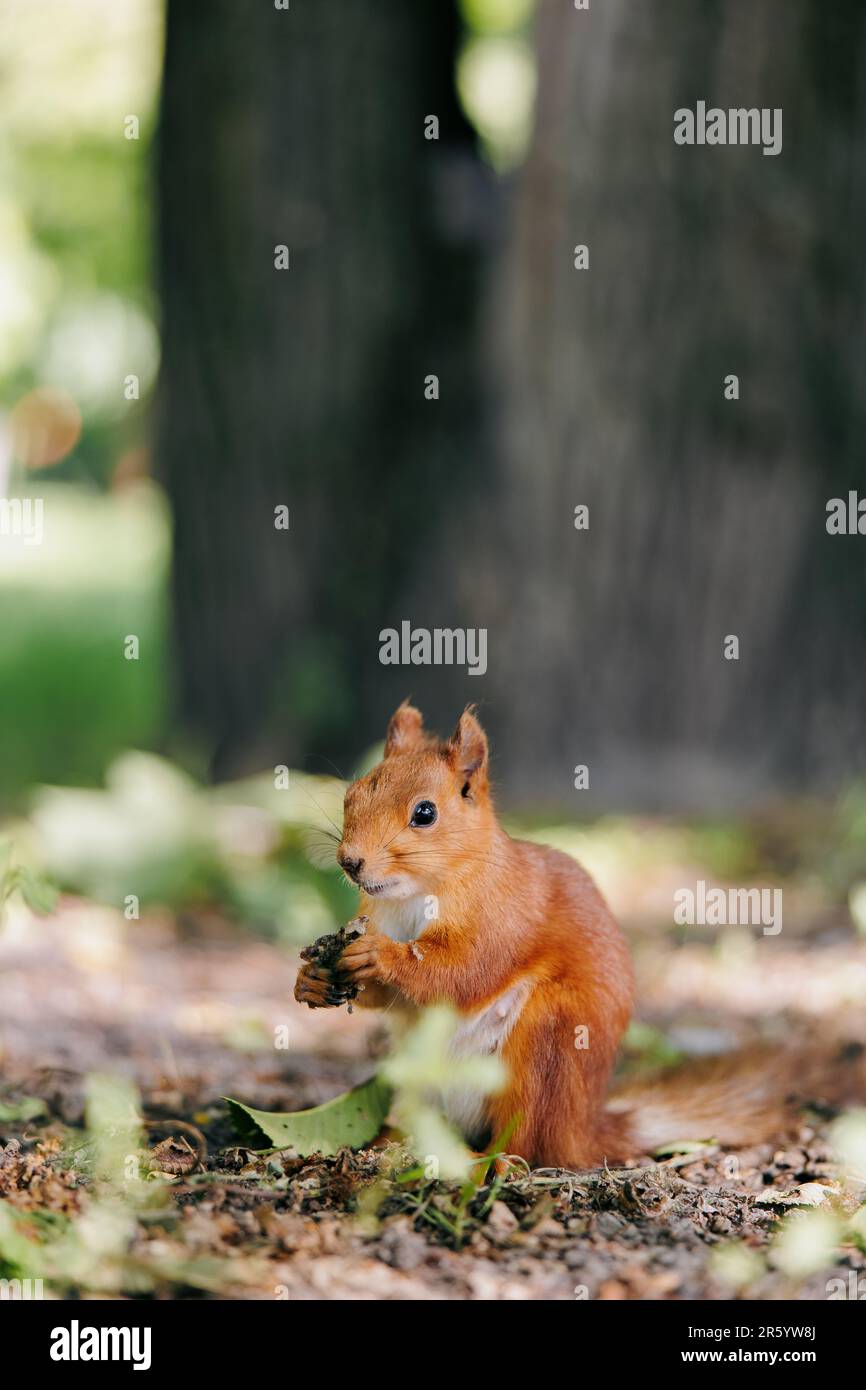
(483, 0, 866, 809)
(156, 0, 489, 777)
(157, 1, 866, 811)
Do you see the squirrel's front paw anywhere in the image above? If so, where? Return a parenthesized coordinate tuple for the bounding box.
(338, 930, 398, 984)
(293, 961, 352, 1010)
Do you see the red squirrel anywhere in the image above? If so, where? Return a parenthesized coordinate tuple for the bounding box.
(295, 702, 860, 1169)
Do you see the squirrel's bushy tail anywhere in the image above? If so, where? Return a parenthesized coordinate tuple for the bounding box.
(605, 1042, 866, 1154)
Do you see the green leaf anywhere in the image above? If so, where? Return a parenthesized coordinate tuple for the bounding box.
(15, 868, 58, 916)
(0, 1096, 46, 1122)
(224, 1075, 392, 1156)
(652, 1138, 716, 1158)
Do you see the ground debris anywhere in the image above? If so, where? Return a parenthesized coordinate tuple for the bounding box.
(0, 1137, 82, 1214)
(1, 909, 860, 1299)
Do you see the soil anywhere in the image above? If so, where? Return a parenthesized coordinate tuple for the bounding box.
(0, 900, 864, 1300)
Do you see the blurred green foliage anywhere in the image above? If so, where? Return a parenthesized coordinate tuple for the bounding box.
(13, 738, 866, 959)
(0, 483, 168, 803)
(0, 1, 164, 801)
(457, 0, 536, 169)
(0, 0, 162, 481)
(29, 749, 355, 943)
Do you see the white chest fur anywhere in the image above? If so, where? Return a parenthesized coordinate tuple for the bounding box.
(370, 895, 433, 944)
(368, 898, 532, 1142)
(449, 979, 531, 1058)
(445, 979, 532, 1142)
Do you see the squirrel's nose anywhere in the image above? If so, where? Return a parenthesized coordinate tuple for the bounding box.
(339, 853, 364, 882)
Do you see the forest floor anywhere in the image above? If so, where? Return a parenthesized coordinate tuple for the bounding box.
(1, 891, 865, 1301)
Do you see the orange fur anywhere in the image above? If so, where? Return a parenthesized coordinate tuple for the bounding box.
(295, 703, 862, 1170)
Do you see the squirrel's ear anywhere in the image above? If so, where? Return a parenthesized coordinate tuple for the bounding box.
(384, 700, 425, 757)
(446, 707, 488, 793)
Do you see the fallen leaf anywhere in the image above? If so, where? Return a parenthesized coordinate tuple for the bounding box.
(224, 1076, 392, 1157)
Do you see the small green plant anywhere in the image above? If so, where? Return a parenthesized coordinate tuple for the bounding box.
(0, 839, 57, 925)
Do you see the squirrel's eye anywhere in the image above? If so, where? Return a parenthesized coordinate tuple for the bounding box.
(410, 800, 437, 827)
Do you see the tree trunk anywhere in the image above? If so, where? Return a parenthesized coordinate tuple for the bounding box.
(483, 0, 866, 810)
(156, 0, 489, 777)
